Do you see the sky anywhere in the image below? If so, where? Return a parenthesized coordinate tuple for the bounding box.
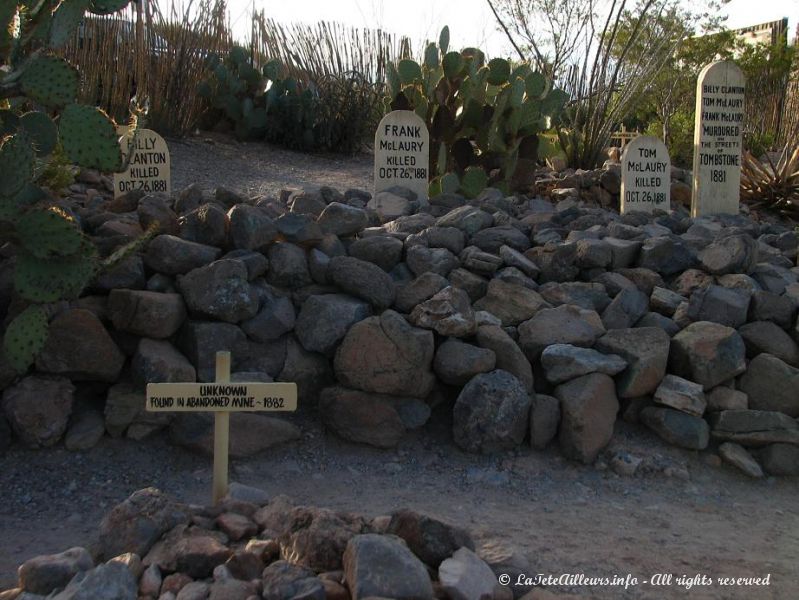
(217, 0, 799, 55)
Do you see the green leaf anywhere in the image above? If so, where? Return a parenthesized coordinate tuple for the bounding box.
(17, 206, 83, 258)
(397, 59, 422, 84)
(487, 58, 511, 86)
(439, 26, 450, 54)
(424, 43, 439, 70)
(20, 55, 79, 107)
(460, 166, 488, 199)
(15, 242, 97, 302)
(525, 72, 547, 98)
(442, 52, 463, 80)
(0, 133, 35, 198)
(58, 104, 123, 172)
(50, 0, 91, 47)
(20, 112, 58, 156)
(3, 305, 49, 373)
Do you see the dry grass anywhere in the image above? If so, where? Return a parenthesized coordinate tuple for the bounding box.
(741, 146, 799, 218)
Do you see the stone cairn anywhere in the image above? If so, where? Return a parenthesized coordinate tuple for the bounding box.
(2, 162, 799, 481)
(2, 486, 536, 600)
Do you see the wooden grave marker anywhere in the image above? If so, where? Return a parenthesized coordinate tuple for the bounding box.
(146, 351, 297, 504)
(114, 128, 171, 198)
(620, 135, 671, 214)
(374, 110, 429, 200)
(691, 60, 746, 217)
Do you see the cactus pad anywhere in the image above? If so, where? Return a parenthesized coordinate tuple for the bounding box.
(398, 59, 422, 85)
(20, 112, 58, 156)
(461, 166, 488, 198)
(15, 241, 97, 302)
(0, 133, 35, 198)
(59, 104, 123, 172)
(51, 0, 91, 47)
(487, 58, 510, 86)
(17, 207, 83, 258)
(88, 0, 130, 15)
(3, 305, 49, 373)
(0, 110, 20, 137)
(20, 55, 79, 107)
(439, 26, 450, 54)
(263, 59, 283, 81)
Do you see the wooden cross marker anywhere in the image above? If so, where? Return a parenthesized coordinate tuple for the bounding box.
(145, 351, 298, 505)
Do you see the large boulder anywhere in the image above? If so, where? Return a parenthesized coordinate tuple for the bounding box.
(18, 547, 93, 595)
(709, 409, 799, 446)
(108, 290, 186, 338)
(144, 234, 221, 275)
(406, 245, 460, 277)
(540, 344, 626, 384)
(267, 242, 312, 288)
(348, 235, 404, 271)
(475, 325, 533, 392)
(385, 509, 474, 568)
(555, 373, 618, 464)
(48, 561, 137, 600)
(334, 310, 435, 397)
(738, 353, 799, 417)
(178, 260, 259, 323)
(295, 294, 371, 355)
(686, 284, 750, 328)
(317, 202, 369, 237)
(3, 375, 74, 448)
(653, 374, 706, 416)
(640, 406, 709, 450)
(178, 203, 228, 247)
(394, 272, 450, 313)
(227, 204, 278, 250)
(240, 293, 295, 343)
(473, 279, 549, 326)
(343, 534, 433, 600)
(438, 547, 498, 600)
(600, 287, 648, 330)
(409, 286, 476, 337)
(433, 339, 496, 386)
(698, 234, 758, 275)
(36, 309, 124, 382)
(177, 321, 248, 382)
(594, 327, 670, 398)
(328, 256, 396, 309)
(319, 386, 407, 448)
(452, 370, 532, 453)
(437, 205, 493, 234)
(131, 339, 196, 386)
(518, 304, 605, 360)
(738, 321, 799, 366)
(669, 321, 746, 390)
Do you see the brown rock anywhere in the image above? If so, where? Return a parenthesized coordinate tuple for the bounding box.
(215, 513, 257, 542)
(108, 290, 186, 338)
(319, 386, 406, 448)
(555, 373, 619, 464)
(132, 338, 196, 387)
(18, 547, 93, 595)
(3, 375, 75, 448)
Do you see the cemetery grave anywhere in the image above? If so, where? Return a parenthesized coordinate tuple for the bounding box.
(1, 0, 798, 593)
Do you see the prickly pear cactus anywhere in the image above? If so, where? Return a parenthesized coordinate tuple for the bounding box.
(386, 27, 569, 197)
(0, 0, 135, 372)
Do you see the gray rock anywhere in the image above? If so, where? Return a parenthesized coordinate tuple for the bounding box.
(529, 394, 560, 450)
(575, 238, 612, 269)
(385, 509, 473, 569)
(499, 245, 540, 278)
(650, 286, 685, 316)
(473, 279, 549, 326)
(475, 325, 533, 392)
(177, 321, 248, 382)
(640, 406, 709, 450)
(438, 547, 497, 600)
(698, 234, 758, 275)
(635, 312, 680, 336)
(64, 410, 105, 451)
(328, 256, 396, 309)
(289, 189, 327, 216)
(669, 321, 746, 390)
(459, 246, 503, 276)
(227, 204, 278, 250)
(594, 327, 670, 398)
(406, 245, 460, 277)
(267, 243, 312, 288)
(433, 339, 496, 386)
(719, 442, 763, 477)
(759, 443, 799, 476)
(604, 237, 642, 269)
(93, 256, 146, 291)
(637, 236, 695, 275)
(749, 290, 795, 329)
(470, 225, 530, 253)
(477, 539, 535, 599)
(178, 203, 228, 247)
(541, 344, 626, 384)
(334, 311, 435, 397)
(406, 226, 466, 255)
(275, 213, 323, 244)
(601, 287, 649, 330)
(615, 267, 664, 296)
(3, 375, 74, 448)
(738, 321, 799, 366)
(518, 304, 605, 360)
(555, 373, 619, 463)
(295, 294, 371, 355)
(308, 248, 330, 284)
(738, 353, 799, 417)
(686, 284, 750, 328)
(261, 561, 324, 600)
(178, 260, 259, 323)
(144, 235, 221, 275)
(108, 290, 186, 339)
(409, 286, 476, 337)
(348, 236, 404, 271)
(49, 561, 136, 600)
(240, 294, 295, 343)
(453, 370, 532, 454)
(394, 273, 449, 313)
(751, 262, 797, 294)
(538, 282, 610, 312)
(344, 534, 433, 600)
(104, 383, 142, 438)
(277, 335, 333, 401)
(449, 268, 489, 302)
(131, 339, 196, 387)
(384, 213, 437, 234)
(437, 205, 493, 234)
(317, 202, 368, 236)
(653, 374, 706, 417)
(18, 547, 93, 595)
(706, 386, 748, 412)
(36, 309, 124, 382)
(367, 191, 412, 222)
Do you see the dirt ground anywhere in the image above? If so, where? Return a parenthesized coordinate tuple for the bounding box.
(1, 135, 798, 599)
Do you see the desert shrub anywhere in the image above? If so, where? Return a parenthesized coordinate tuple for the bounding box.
(386, 27, 568, 198)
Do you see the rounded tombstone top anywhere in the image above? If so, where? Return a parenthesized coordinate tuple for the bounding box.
(697, 60, 746, 87)
(620, 135, 671, 215)
(113, 128, 171, 199)
(373, 110, 430, 202)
